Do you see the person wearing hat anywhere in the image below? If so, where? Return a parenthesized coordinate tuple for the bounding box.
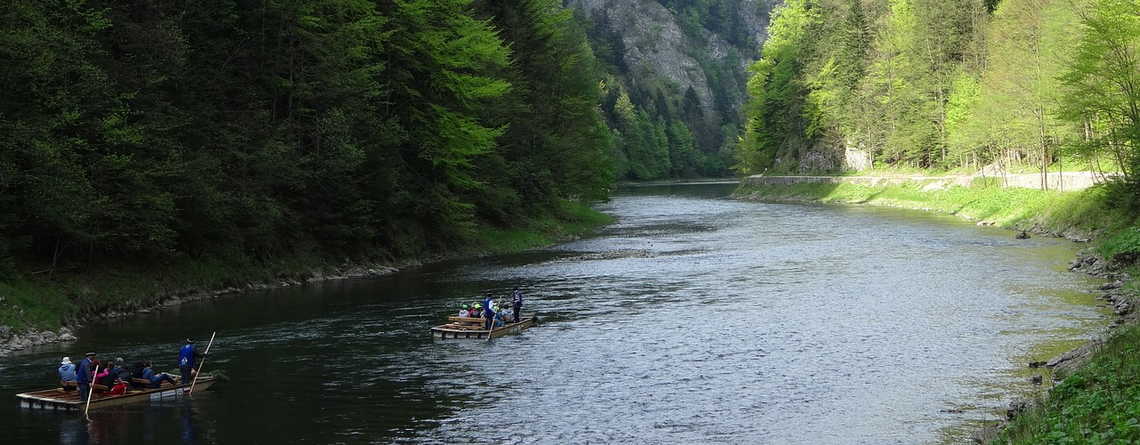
(482, 293, 496, 330)
(511, 286, 523, 324)
(58, 357, 77, 391)
(458, 304, 471, 318)
(178, 337, 205, 385)
(77, 352, 95, 401)
(492, 306, 506, 327)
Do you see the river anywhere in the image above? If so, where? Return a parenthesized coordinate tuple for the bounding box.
(0, 183, 1110, 444)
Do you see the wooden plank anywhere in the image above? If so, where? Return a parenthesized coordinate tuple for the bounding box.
(16, 376, 218, 411)
(447, 316, 486, 323)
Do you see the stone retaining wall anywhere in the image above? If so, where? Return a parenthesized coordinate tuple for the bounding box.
(745, 172, 1111, 191)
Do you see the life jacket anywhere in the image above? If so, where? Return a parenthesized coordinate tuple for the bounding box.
(179, 344, 196, 368)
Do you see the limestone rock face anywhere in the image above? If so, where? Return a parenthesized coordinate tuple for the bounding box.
(566, 0, 780, 118)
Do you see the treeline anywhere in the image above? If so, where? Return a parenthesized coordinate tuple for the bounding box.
(0, 0, 614, 280)
(737, 0, 1140, 196)
(579, 0, 756, 179)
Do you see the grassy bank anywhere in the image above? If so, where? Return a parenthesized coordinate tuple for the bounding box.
(0, 200, 614, 333)
(994, 321, 1140, 444)
(738, 178, 1140, 444)
(738, 178, 1116, 240)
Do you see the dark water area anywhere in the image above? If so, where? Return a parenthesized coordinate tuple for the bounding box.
(0, 182, 1110, 444)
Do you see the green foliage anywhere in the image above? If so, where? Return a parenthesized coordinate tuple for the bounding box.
(738, 0, 814, 175)
(476, 200, 613, 253)
(578, 1, 754, 179)
(0, 277, 73, 330)
(738, 0, 1136, 185)
(739, 177, 1098, 232)
(996, 321, 1140, 445)
(1098, 226, 1140, 261)
(1060, 0, 1140, 189)
(0, 0, 617, 322)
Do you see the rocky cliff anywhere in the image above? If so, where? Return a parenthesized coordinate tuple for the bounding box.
(567, 0, 780, 114)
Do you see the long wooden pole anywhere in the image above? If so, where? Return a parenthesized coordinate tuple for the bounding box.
(485, 301, 497, 342)
(84, 365, 99, 419)
(188, 331, 216, 395)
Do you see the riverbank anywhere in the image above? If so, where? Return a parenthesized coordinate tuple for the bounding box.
(736, 177, 1140, 444)
(0, 200, 615, 357)
(736, 177, 1113, 242)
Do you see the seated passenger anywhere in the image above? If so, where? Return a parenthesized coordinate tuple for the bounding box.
(132, 359, 147, 379)
(141, 360, 177, 388)
(458, 304, 470, 318)
(115, 358, 134, 392)
(104, 374, 129, 396)
(501, 305, 515, 324)
(492, 306, 505, 327)
(96, 361, 118, 392)
(470, 303, 483, 319)
(59, 357, 77, 391)
(129, 359, 149, 388)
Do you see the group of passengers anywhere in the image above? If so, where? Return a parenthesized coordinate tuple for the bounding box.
(455, 287, 524, 329)
(58, 337, 204, 402)
(58, 353, 180, 399)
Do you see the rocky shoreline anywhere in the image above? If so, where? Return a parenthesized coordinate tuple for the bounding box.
(972, 249, 1137, 443)
(0, 261, 414, 357)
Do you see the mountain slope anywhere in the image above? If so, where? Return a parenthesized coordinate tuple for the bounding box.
(568, 0, 781, 178)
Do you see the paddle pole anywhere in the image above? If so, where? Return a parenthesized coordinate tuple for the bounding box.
(188, 331, 216, 395)
(485, 311, 494, 342)
(83, 365, 99, 419)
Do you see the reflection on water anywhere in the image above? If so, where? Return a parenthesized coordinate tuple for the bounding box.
(180, 401, 197, 445)
(0, 183, 1111, 444)
(52, 400, 201, 445)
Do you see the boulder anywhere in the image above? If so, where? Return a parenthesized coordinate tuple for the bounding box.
(40, 331, 59, 343)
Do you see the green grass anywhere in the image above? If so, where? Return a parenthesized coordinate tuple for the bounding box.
(993, 322, 1140, 445)
(0, 199, 616, 333)
(476, 200, 616, 253)
(738, 179, 1099, 234)
(0, 277, 74, 330)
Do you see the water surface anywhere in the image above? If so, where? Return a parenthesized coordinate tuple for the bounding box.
(0, 183, 1109, 444)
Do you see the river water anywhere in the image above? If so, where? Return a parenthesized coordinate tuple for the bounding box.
(0, 183, 1110, 444)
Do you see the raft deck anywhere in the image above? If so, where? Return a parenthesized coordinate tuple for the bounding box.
(431, 316, 535, 340)
(16, 375, 217, 411)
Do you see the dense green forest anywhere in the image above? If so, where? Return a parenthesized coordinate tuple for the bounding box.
(576, 0, 767, 179)
(0, 0, 616, 284)
(737, 0, 1140, 197)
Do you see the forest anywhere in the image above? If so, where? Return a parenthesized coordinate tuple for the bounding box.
(0, 0, 617, 283)
(737, 0, 1140, 203)
(580, 0, 762, 180)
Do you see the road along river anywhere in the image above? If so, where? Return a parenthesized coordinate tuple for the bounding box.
(0, 182, 1110, 444)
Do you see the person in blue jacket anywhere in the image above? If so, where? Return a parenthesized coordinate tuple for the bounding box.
(482, 293, 496, 330)
(178, 337, 205, 385)
(511, 286, 523, 323)
(58, 357, 77, 391)
(77, 352, 95, 401)
(141, 359, 178, 388)
(492, 306, 506, 327)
